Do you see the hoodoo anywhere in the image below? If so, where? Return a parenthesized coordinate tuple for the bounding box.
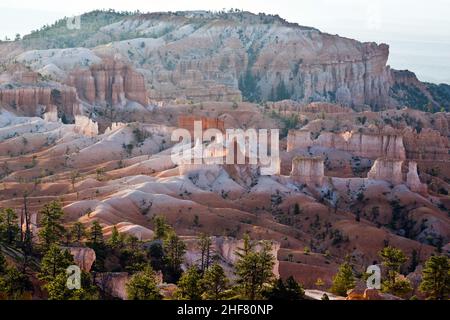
(290, 156, 325, 186)
(367, 158, 403, 185)
(406, 161, 427, 194)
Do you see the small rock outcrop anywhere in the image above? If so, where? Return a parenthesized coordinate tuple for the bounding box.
(406, 161, 427, 194)
(367, 158, 403, 185)
(67, 247, 96, 272)
(74, 115, 98, 137)
(290, 156, 324, 186)
(177, 115, 225, 133)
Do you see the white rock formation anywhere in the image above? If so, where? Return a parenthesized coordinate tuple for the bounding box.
(406, 161, 427, 194)
(367, 158, 403, 185)
(290, 156, 325, 186)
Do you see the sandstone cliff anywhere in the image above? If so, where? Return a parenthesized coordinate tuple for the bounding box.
(287, 129, 406, 160)
(67, 59, 148, 107)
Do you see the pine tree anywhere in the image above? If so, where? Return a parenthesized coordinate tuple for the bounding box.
(198, 233, 212, 274)
(176, 266, 203, 300)
(0, 250, 6, 274)
(201, 263, 229, 300)
(108, 225, 124, 249)
(120, 235, 147, 273)
(330, 262, 355, 296)
(126, 266, 162, 300)
(379, 246, 411, 296)
(88, 221, 104, 246)
(45, 271, 99, 300)
(153, 215, 171, 240)
(70, 222, 86, 244)
(235, 234, 275, 299)
(0, 208, 20, 245)
(263, 276, 304, 300)
(38, 201, 66, 249)
(0, 266, 33, 299)
(87, 221, 106, 272)
(419, 255, 450, 300)
(39, 244, 74, 282)
(163, 230, 186, 282)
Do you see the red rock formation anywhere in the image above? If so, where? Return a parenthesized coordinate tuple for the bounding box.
(177, 115, 225, 133)
(0, 85, 78, 120)
(67, 59, 148, 107)
(402, 128, 449, 161)
(67, 247, 96, 272)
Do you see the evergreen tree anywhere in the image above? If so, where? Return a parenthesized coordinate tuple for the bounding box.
(235, 234, 275, 299)
(176, 266, 203, 300)
(379, 246, 411, 296)
(0, 208, 20, 245)
(38, 201, 66, 249)
(70, 222, 86, 244)
(87, 221, 106, 271)
(198, 233, 213, 274)
(88, 221, 104, 246)
(148, 241, 165, 271)
(330, 261, 356, 296)
(126, 266, 162, 300)
(379, 246, 407, 288)
(108, 225, 124, 249)
(0, 250, 6, 274)
(263, 276, 304, 300)
(39, 244, 74, 282)
(45, 271, 99, 300)
(120, 235, 147, 273)
(201, 263, 229, 300)
(419, 255, 450, 300)
(153, 215, 171, 240)
(0, 266, 33, 299)
(163, 230, 186, 282)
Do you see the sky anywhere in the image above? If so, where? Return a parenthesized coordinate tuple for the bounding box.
(0, 0, 449, 83)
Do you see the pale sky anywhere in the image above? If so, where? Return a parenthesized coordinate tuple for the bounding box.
(1, 0, 449, 83)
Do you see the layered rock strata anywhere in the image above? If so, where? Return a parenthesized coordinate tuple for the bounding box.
(367, 158, 403, 185)
(287, 130, 406, 160)
(290, 156, 324, 186)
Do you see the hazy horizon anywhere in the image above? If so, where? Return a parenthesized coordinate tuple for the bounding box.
(1, 0, 449, 84)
